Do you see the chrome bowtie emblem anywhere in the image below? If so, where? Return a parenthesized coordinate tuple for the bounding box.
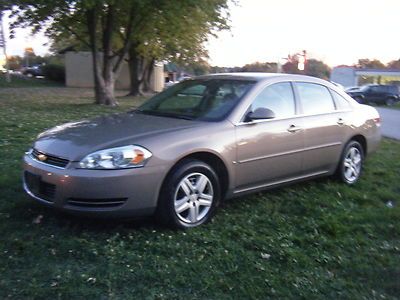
(37, 154, 47, 161)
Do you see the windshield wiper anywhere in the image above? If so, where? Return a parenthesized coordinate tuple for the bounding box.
(133, 109, 194, 120)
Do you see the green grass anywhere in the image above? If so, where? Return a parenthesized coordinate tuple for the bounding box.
(0, 87, 399, 299)
(392, 101, 400, 110)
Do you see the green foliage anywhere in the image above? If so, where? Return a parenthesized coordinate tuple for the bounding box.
(42, 64, 65, 82)
(178, 59, 212, 76)
(241, 61, 278, 72)
(387, 59, 400, 69)
(356, 58, 386, 69)
(0, 86, 399, 298)
(8, 0, 232, 103)
(305, 59, 331, 79)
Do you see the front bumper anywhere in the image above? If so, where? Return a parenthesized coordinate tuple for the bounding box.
(22, 154, 167, 217)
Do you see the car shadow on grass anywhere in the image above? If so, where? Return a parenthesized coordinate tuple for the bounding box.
(11, 197, 163, 234)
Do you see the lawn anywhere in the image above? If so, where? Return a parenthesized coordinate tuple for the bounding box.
(393, 101, 400, 110)
(0, 86, 399, 299)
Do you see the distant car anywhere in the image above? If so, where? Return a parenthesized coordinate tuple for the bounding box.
(345, 86, 361, 93)
(23, 73, 381, 229)
(346, 84, 400, 106)
(22, 65, 43, 77)
(330, 81, 344, 90)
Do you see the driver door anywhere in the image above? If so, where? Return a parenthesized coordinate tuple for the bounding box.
(234, 82, 304, 192)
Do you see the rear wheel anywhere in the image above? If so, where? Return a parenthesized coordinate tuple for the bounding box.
(336, 140, 364, 185)
(156, 159, 220, 229)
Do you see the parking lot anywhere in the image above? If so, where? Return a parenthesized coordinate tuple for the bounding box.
(376, 107, 400, 140)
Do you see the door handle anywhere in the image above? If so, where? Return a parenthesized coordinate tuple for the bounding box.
(287, 125, 302, 133)
(337, 118, 345, 125)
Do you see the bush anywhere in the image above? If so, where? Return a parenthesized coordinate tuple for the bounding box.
(42, 64, 65, 83)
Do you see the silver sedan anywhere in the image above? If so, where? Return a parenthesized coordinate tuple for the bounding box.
(23, 73, 381, 228)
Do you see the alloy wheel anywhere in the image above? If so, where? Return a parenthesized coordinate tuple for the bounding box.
(173, 172, 214, 224)
(343, 146, 362, 183)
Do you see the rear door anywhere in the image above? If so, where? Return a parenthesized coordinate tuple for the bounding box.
(234, 82, 304, 192)
(294, 82, 348, 175)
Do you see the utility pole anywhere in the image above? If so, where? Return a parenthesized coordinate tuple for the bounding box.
(0, 10, 11, 82)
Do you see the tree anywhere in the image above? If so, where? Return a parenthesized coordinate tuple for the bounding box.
(10, 1, 232, 104)
(6, 55, 22, 70)
(387, 59, 400, 69)
(281, 53, 306, 74)
(125, 0, 230, 95)
(356, 58, 385, 69)
(305, 59, 330, 79)
(241, 61, 278, 73)
(9, 1, 142, 105)
(182, 59, 211, 76)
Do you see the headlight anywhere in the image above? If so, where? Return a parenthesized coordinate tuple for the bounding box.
(79, 145, 152, 169)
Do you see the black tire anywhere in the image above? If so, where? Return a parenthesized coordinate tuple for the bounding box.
(156, 159, 221, 229)
(335, 140, 364, 185)
(385, 97, 395, 106)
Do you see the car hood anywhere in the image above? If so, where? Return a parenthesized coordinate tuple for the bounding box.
(33, 112, 201, 161)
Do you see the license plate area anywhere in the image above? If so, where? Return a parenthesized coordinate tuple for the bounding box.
(25, 171, 41, 195)
(24, 171, 56, 202)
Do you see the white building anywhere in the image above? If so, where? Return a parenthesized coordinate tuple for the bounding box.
(330, 66, 400, 87)
(64, 52, 165, 92)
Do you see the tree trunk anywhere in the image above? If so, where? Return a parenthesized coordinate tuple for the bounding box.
(127, 46, 144, 96)
(142, 58, 155, 93)
(86, 6, 118, 106)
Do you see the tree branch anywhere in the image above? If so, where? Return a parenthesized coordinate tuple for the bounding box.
(112, 4, 135, 74)
(59, 21, 91, 48)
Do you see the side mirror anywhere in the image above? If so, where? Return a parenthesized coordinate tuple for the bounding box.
(246, 107, 276, 121)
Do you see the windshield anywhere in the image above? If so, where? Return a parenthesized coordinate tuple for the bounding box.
(136, 79, 255, 121)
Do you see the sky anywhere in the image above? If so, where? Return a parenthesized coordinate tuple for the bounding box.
(207, 0, 400, 67)
(2, 0, 400, 67)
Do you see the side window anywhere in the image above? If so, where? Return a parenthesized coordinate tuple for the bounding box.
(250, 82, 295, 118)
(331, 90, 351, 110)
(370, 86, 379, 92)
(377, 86, 386, 92)
(296, 82, 335, 115)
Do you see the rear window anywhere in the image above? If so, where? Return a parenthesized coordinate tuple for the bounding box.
(331, 90, 351, 110)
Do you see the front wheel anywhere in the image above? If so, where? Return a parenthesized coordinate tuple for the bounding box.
(336, 141, 364, 185)
(156, 159, 220, 229)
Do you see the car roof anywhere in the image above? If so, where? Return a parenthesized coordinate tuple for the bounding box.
(195, 72, 329, 84)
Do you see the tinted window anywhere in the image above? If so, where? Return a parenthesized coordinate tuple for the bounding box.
(296, 83, 335, 115)
(331, 90, 351, 110)
(370, 86, 381, 92)
(250, 82, 295, 118)
(387, 85, 399, 94)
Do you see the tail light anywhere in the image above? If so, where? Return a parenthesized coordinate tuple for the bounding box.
(373, 117, 381, 126)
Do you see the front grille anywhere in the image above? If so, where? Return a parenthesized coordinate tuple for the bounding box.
(24, 171, 56, 202)
(67, 198, 127, 208)
(31, 148, 69, 168)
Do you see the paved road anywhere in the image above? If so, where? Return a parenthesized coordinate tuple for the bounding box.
(376, 107, 400, 140)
